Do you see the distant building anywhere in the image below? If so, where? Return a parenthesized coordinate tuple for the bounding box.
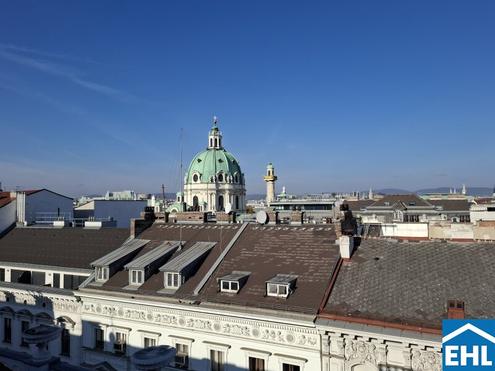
(0, 189, 73, 233)
(74, 199, 147, 228)
(358, 194, 471, 223)
(172, 118, 246, 213)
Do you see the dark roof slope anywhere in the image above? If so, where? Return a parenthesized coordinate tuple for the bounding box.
(369, 194, 431, 208)
(344, 200, 374, 211)
(0, 228, 129, 269)
(198, 224, 339, 314)
(427, 199, 471, 212)
(98, 224, 239, 296)
(323, 239, 495, 329)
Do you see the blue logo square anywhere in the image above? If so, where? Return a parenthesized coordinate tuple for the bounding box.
(443, 320, 495, 370)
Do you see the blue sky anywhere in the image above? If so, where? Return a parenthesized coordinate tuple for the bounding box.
(1, 1, 494, 196)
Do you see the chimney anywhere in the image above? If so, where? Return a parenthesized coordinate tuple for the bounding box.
(447, 300, 465, 319)
(339, 235, 354, 259)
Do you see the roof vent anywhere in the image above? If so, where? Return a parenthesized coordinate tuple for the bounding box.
(447, 300, 465, 319)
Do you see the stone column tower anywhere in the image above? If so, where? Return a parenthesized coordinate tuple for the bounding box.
(264, 163, 277, 206)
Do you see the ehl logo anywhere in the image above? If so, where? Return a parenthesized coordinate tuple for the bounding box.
(443, 320, 495, 370)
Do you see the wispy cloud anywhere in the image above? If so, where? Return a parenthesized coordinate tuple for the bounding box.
(0, 78, 86, 115)
(0, 45, 136, 102)
(0, 43, 103, 65)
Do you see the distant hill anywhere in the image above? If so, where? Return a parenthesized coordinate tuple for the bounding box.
(416, 187, 493, 197)
(374, 188, 412, 195)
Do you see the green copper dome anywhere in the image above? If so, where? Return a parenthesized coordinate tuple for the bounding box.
(185, 148, 244, 185)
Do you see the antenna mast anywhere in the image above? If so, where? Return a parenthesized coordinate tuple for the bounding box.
(180, 127, 184, 212)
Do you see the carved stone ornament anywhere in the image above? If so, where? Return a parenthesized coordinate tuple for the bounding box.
(411, 350, 441, 371)
(344, 339, 377, 365)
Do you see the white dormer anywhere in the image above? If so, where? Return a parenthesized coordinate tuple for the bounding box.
(218, 271, 250, 294)
(266, 274, 298, 298)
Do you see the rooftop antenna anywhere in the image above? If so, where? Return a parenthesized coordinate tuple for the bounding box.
(179, 127, 184, 248)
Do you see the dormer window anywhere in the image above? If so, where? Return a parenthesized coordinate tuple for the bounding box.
(218, 271, 250, 294)
(217, 173, 224, 182)
(266, 274, 298, 298)
(221, 281, 239, 292)
(165, 272, 182, 288)
(159, 241, 216, 292)
(130, 270, 144, 285)
(96, 267, 109, 282)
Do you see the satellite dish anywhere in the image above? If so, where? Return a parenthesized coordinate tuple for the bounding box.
(256, 210, 268, 224)
(225, 203, 232, 214)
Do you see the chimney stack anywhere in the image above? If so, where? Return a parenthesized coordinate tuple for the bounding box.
(339, 235, 354, 259)
(447, 300, 465, 319)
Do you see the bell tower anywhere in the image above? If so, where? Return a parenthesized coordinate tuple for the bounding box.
(264, 163, 277, 206)
(208, 116, 223, 149)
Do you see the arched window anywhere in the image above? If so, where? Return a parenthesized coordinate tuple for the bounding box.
(193, 196, 199, 211)
(193, 174, 199, 182)
(234, 174, 239, 183)
(217, 173, 224, 182)
(235, 196, 239, 210)
(218, 195, 224, 211)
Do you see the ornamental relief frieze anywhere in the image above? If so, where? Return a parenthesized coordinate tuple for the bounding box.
(82, 300, 318, 349)
(0, 290, 79, 313)
(411, 349, 441, 371)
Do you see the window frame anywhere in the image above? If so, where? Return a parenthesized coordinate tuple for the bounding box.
(266, 283, 290, 298)
(220, 280, 240, 293)
(130, 269, 144, 285)
(113, 330, 127, 355)
(94, 327, 105, 351)
(3, 317, 12, 344)
(96, 266, 109, 282)
(165, 272, 181, 289)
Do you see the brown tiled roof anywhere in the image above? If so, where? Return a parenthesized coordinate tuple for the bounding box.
(343, 200, 374, 211)
(198, 224, 339, 314)
(427, 199, 471, 212)
(322, 239, 495, 329)
(98, 224, 240, 296)
(91, 222, 340, 315)
(0, 228, 130, 269)
(369, 194, 431, 208)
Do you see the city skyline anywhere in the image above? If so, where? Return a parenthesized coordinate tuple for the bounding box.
(1, 1, 495, 196)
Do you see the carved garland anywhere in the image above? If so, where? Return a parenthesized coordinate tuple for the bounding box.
(82, 301, 318, 349)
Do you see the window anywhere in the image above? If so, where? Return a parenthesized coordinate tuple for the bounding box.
(131, 270, 143, 285)
(210, 349, 225, 371)
(282, 364, 300, 371)
(21, 321, 29, 347)
(96, 267, 109, 281)
(220, 280, 239, 293)
(267, 283, 289, 298)
(175, 343, 189, 369)
(114, 331, 127, 355)
(3, 318, 11, 343)
(0, 268, 4, 282)
(31, 271, 45, 286)
(53, 273, 60, 288)
(11, 270, 31, 284)
(217, 173, 224, 182)
(249, 357, 265, 371)
(166, 273, 181, 288)
(61, 328, 70, 356)
(193, 174, 199, 182)
(144, 337, 156, 348)
(64, 274, 86, 290)
(94, 328, 104, 350)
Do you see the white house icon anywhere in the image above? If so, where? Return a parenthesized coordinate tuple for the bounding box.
(443, 323, 495, 367)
